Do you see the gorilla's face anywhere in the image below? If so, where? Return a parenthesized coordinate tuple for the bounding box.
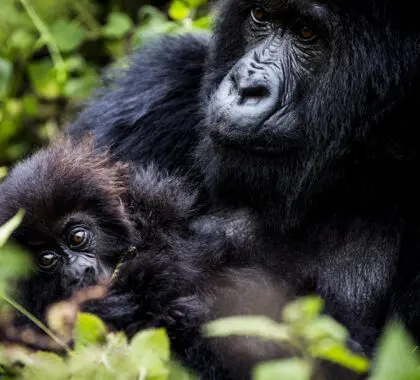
(207, 1, 331, 154)
(0, 139, 135, 322)
(198, 0, 420, 224)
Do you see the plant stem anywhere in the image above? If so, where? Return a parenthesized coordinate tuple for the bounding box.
(0, 292, 71, 353)
(73, 2, 101, 35)
(18, 0, 67, 81)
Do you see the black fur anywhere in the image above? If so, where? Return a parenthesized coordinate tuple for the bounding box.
(68, 0, 420, 374)
(0, 138, 197, 324)
(83, 212, 364, 380)
(68, 34, 209, 183)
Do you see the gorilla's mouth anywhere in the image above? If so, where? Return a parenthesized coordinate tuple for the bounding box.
(210, 130, 293, 157)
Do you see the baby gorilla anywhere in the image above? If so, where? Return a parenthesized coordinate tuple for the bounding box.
(0, 137, 195, 325)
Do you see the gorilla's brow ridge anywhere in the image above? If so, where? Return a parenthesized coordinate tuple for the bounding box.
(257, 0, 329, 24)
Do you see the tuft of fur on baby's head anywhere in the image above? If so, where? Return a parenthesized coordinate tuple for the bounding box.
(0, 135, 131, 229)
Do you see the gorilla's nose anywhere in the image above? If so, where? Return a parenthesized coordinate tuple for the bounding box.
(84, 266, 96, 277)
(232, 62, 271, 105)
(212, 57, 279, 130)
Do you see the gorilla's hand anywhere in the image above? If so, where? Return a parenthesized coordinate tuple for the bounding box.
(82, 247, 208, 338)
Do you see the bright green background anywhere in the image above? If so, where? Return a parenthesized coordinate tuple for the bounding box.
(0, 0, 211, 167)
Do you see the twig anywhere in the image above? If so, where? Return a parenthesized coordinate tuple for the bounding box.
(0, 293, 71, 353)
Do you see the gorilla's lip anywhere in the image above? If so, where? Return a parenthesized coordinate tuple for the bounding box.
(210, 130, 294, 157)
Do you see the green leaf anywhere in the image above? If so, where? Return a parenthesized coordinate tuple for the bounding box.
(185, 0, 206, 8)
(130, 328, 171, 378)
(311, 341, 370, 373)
(168, 361, 198, 380)
(63, 55, 86, 73)
(8, 30, 36, 57)
(0, 210, 24, 247)
(0, 243, 32, 289)
(0, 57, 12, 98)
(192, 16, 212, 30)
(0, 167, 7, 180)
(103, 12, 133, 39)
(369, 322, 420, 380)
(106, 331, 129, 350)
(203, 316, 292, 343)
(28, 59, 64, 99)
(67, 346, 105, 379)
(104, 40, 126, 59)
(21, 352, 68, 380)
(282, 296, 324, 324)
(51, 20, 86, 53)
(64, 70, 99, 100)
(302, 315, 349, 343)
(130, 328, 170, 361)
(22, 95, 40, 116)
(253, 359, 312, 380)
(169, 0, 190, 21)
(73, 312, 108, 351)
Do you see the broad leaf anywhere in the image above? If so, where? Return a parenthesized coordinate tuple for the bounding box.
(253, 359, 311, 380)
(103, 12, 133, 39)
(73, 312, 108, 351)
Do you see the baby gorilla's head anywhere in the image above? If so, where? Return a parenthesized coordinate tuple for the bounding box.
(0, 137, 136, 322)
(0, 137, 198, 325)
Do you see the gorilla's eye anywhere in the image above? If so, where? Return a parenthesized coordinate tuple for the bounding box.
(68, 227, 90, 249)
(251, 7, 270, 24)
(38, 251, 59, 271)
(298, 26, 316, 41)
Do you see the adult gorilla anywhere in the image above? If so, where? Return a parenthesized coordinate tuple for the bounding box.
(69, 0, 420, 355)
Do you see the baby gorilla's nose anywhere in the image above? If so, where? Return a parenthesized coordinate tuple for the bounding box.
(60, 255, 100, 293)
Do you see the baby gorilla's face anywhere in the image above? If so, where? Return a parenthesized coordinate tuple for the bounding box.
(37, 223, 97, 278)
(18, 212, 117, 298)
(0, 138, 136, 322)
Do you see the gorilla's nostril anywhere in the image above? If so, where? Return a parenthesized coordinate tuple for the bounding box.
(241, 85, 269, 99)
(84, 266, 96, 276)
(238, 85, 270, 105)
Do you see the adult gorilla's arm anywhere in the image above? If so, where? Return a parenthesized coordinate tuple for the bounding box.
(68, 34, 209, 179)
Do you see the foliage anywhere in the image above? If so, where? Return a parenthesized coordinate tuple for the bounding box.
(0, 313, 197, 379)
(205, 296, 370, 379)
(0, 210, 32, 302)
(0, 0, 212, 166)
(206, 297, 420, 380)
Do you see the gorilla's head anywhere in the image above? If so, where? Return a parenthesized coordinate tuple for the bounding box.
(0, 138, 135, 321)
(198, 0, 420, 229)
(0, 137, 199, 324)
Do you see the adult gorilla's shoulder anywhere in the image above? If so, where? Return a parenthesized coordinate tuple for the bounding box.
(68, 34, 209, 179)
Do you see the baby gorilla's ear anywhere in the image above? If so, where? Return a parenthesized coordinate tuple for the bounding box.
(127, 164, 198, 231)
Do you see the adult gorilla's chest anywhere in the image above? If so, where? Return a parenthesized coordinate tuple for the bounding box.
(266, 216, 399, 350)
(197, 211, 400, 351)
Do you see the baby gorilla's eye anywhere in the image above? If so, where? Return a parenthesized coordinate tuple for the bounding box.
(68, 227, 90, 249)
(38, 251, 60, 271)
(251, 7, 270, 24)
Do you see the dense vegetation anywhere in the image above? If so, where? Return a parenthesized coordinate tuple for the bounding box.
(1, 1, 420, 378)
(0, 0, 210, 166)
